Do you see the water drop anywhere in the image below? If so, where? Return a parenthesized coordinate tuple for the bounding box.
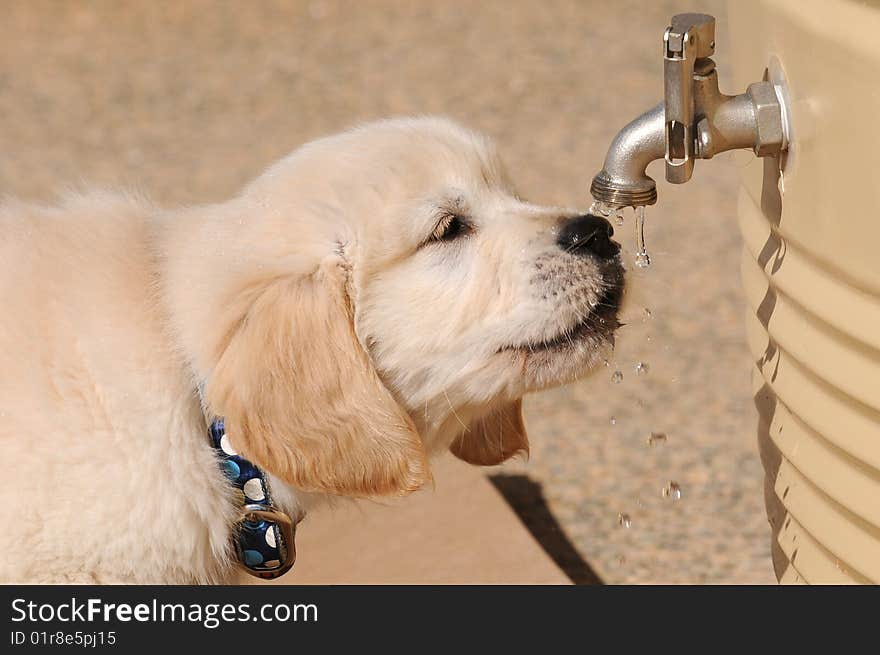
(609, 416, 617, 425)
(603, 359, 611, 367)
(662, 481, 682, 500)
(642, 307, 652, 321)
(634, 205, 651, 268)
(611, 370, 623, 384)
(646, 431, 667, 446)
(616, 555, 626, 567)
(614, 208, 625, 227)
(590, 200, 614, 218)
(635, 361, 649, 376)
(617, 512, 632, 528)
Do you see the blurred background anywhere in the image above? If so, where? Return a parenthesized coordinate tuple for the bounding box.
(0, 0, 773, 583)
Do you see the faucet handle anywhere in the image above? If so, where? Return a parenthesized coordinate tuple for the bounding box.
(663, 13, 716, 184)
(668, 13, 715, 59)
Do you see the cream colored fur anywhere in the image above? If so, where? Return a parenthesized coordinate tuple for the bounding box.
(0, 117, 621, 583)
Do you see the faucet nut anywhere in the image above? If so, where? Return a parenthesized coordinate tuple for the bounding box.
(748, 82, 785, 157)
(590, 170, 658, 207)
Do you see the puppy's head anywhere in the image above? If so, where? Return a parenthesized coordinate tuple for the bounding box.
(201, 117, 623, 498)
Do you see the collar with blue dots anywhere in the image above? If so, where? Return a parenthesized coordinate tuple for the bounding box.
(209, 418, 296, 579)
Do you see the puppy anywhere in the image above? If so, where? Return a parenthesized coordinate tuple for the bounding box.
(0, 117, 623, 583)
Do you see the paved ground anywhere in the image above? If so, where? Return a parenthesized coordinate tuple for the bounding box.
(0, 0, 774, 583)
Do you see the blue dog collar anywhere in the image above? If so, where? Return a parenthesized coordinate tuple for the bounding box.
(209, 418, 296, 579)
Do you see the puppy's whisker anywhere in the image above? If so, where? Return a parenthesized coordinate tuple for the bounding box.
(443, 389, 469, 433)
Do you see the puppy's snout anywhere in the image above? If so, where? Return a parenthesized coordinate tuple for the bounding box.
(556, 214, 619, 259)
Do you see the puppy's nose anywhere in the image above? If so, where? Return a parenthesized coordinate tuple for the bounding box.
(556, 214, 619, 259)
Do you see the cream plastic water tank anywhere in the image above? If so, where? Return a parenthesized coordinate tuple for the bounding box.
(728, 0, 880, 583)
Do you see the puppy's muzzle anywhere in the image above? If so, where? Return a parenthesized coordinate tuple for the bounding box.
(556, 214, 620, 260)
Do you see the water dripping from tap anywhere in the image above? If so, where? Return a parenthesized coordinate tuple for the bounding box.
(634, 205, 651, 268)
(662, 481, 682, 500)
(590, 200, 613, 218)
(591, 201, 651, 268)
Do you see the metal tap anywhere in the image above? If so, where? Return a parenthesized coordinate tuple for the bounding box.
(590, 13, 790, 208)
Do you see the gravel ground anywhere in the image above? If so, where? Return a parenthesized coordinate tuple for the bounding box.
(0, 0, 773, 583)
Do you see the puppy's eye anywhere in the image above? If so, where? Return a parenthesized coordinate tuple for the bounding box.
(429, 213, 472, 243)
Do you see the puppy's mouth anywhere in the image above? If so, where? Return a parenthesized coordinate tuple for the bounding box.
(526, 287, 620, 351)
(499, 270, 624, 354)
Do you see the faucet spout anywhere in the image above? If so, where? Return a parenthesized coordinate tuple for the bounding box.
(590, 102, 666, 208)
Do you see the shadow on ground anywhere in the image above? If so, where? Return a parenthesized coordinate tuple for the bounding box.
(490, 474, 603, 585)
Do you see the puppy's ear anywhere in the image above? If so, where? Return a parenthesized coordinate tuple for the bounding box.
(206, 258, 430, 497)
(449, 399, 529, 466)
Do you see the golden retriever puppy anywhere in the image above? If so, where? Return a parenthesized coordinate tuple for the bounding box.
(0, 117, 623, 583)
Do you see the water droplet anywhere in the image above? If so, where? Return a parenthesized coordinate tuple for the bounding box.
(611, 370, 623, 384)
(634, 205, 651, 268)
(616, 555, 626, 567)
(609, 416, 617, 425)
(614, 209, 625, 227)
(617, 512, 632, 528)
(635, 361, 649, 376)
(603, 359, 611, 367)
(590, 200, 615, 218)
(642, 307, 652, 321)
(662, 481, 682, 500)
(646, 432, 667, 446)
